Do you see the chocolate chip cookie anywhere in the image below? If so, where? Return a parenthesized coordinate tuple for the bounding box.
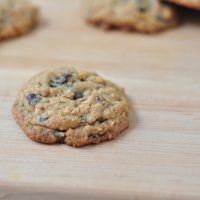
(167, 0, 200, 10)
(12, 67, 129, 147)
(84, 0, 179, 33)
(0, 0, 39, 40)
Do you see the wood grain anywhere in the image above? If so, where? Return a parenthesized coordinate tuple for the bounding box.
(0, 0, 200, 199)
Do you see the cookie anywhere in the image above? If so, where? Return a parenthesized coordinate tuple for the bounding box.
(0, 0, 39, 40)
(12, 67, 129, 147)
(167, 0, 200, 10)
(84, 0, 179, 33)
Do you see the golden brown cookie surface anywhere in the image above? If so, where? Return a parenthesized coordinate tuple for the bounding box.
(0, 0, 39, 40)
(12, 67, 129, 147)
(85, 0, 179, 33)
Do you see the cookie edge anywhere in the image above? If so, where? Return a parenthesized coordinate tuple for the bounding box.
(84, 0, 180, 33)
(12, 101, 129, 147)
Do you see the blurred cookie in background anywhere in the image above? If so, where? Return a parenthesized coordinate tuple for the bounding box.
(0, 0, 39, 40)
(84, 0, 179, 33)
(167, 0, 200, 10)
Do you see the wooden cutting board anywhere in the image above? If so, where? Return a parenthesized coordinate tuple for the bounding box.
(0, 0, 200, 199)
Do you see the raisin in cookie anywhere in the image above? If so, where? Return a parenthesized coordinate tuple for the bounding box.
(167, 0, 200, 10)
(84, 0, 179, 33)
(12, 67, 129, 147)
(0, 0, 39, 40)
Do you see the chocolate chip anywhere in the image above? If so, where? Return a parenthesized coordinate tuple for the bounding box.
(96, 95, 105, 102)
(54, 131, 66, 143)
(139, 7, 146, 12)
(73, 91, 83, 100)
(97, 117, 107, 123)
(26, 93, 42, 106)
(49, 73, 72, 88)
(89, 133, 100, 141)
(136, 0, 149, 13)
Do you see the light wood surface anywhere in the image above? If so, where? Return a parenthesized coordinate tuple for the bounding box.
(0, 0, 200, 199)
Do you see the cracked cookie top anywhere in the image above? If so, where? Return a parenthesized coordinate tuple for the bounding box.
(15, 67, 129, 132)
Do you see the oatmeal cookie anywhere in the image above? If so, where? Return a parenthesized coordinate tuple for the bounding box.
(12, 67, 129, 147)
(0, 0, 39, 40)
(84, 0, 179, 33)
